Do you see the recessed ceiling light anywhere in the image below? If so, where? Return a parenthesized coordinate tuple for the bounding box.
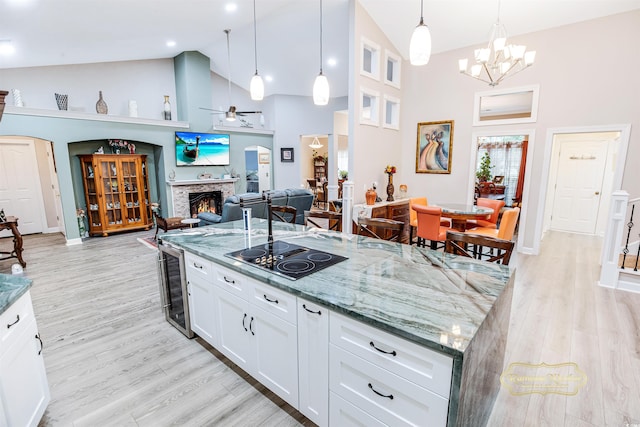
(225, 3, 237, 12)
(327, 57, 337, 67)
(0, 40, 15, 55)
(166, 40, 176, 47)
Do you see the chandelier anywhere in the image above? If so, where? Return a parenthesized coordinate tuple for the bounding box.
(458, 2, 535, 86)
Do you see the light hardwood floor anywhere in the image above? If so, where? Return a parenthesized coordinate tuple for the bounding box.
(1, 229, 639, 426)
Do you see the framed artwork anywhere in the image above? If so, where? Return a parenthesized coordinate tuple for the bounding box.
(280, 147, 294, 163)
(416, 120, 454, 174)
(258, 152, 270, 164)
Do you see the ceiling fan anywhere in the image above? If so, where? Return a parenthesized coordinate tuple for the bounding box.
(200, 29, 262, 122)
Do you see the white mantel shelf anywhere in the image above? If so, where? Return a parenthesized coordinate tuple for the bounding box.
(5, 106, 190, 128)
(166, 178, 239, 186)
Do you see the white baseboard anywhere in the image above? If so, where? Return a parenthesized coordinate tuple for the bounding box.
(65, 238, 83, 246)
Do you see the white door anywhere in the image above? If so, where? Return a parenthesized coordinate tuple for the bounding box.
(550, 140, 607, 234)
(213, 287, 253, 372)
(257, 147, 271, 192)
(0, 139, 46, 236)
(45, 142, 66, 235)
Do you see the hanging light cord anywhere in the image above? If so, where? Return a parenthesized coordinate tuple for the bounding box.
(319, 0, 323, 74)
(253, 0, 258, 74)
(419, 0, 424, 25)
(225, 29, 232, 105)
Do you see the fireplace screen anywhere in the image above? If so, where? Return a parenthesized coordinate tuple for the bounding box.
(189, 191, 223, 218)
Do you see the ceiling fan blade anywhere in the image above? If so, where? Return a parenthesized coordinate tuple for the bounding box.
(237, 111, 262, 116)
(199, 107, 226, 113)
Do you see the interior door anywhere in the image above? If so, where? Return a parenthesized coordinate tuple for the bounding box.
(0, 139, 46, 236)
(550, 140, 607, 234)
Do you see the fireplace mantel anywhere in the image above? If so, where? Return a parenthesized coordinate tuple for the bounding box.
(166, 178, 238, 186)
(167, 178, 238, 217)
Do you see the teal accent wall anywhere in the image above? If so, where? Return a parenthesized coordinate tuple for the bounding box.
(174, 51, 213, 130)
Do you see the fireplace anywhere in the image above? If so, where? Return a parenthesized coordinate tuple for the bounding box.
(167, 178, 237, 218)
(189, 191, 222, 218)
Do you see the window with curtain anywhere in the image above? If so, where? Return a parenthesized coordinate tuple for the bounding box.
(476, 135, 527, 207)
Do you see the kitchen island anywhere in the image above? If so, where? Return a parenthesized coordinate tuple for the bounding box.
(160, 219, 514, 427)
(0, 273, 50, 427)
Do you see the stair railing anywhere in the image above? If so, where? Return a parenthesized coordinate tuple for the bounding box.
(620, 197, 640, 271)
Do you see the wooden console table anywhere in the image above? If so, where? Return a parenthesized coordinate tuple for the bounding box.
(352, 199, 411, 243)
(0, 216, 26, 267)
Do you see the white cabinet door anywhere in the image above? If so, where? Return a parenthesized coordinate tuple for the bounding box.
(252, 304, 298, 408)
(213, 287, 254, 373)
(187, 278, 217, 346)
(297, 298, 328, 427)
(0, 320, 50, 427)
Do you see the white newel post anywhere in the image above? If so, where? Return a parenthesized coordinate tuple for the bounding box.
(342, 181, 354, 235)
(599, 190, 629, 288)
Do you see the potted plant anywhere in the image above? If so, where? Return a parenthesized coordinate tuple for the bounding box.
(476, 152, 493, 183)
(338, 170, 348, 180)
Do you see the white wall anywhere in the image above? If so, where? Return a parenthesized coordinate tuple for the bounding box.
(0, 59, 177, 119)
(270, 95, 348, 190)
(350, 0, 404, 202)
(399, 10, 640, 251)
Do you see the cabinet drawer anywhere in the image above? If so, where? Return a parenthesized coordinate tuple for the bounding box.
(1, 291, 34, 354)
(330, 312, 452, 398)
(329, 392, 386, 427)
(251, 282, 296, 324)
(212, 264, 248, 300)
(330, 344, 449, 427)
(184, 252, 212, 281)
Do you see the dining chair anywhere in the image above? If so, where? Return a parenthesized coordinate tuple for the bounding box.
(271, 205, 297, 223)
(409, 197, 450, 245)
(151, 207, 190, 240)
(304, 210, 343, 232)
(467, 207, 520, 241)
(466, 198, 505, 230)
(307, 179, 319, 206)
(357, 217, 404, 242)
(412, 205, 452, 250)
(316, 182, 328, 210)
(445, 230, 514, 265)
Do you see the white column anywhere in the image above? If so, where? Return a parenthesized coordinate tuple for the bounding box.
(599, 190, 629, 288)
(341, 181, 354, 235)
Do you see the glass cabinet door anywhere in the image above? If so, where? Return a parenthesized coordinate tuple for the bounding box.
(81, 157, 101, 229)
(121, 159, 142, 225)
(99, 159, 123, 227)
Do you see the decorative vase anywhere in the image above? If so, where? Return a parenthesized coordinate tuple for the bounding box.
(365, 189, 377, 205)
(12, 89, 23, 107)
(386, 173, 394, 202)
(163, 95, 171, 120)
(96, 91, 108, 114)
(54, 93, 68, 110)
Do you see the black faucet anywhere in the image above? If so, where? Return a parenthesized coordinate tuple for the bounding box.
(239, 192, 274, 254)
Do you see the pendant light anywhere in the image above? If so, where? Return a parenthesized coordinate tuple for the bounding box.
(409, 0, 432, 66)
(224, 30, 236, 121)
(250, 0, 264, 101)
(313, 0, 330, 105)
(309, 136, 323, 149)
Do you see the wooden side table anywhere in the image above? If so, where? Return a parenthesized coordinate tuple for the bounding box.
(0, 216, 26, 268)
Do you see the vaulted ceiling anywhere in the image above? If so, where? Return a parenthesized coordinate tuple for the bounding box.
(1, 0, 638, 98)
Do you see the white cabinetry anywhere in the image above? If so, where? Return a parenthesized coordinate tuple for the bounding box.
(329, 312, 452, 427)
(212, 264, 299, 408)
(297, 298, 329, 427)
(0, 291, 50, 427)
(185, 253, 217, 345)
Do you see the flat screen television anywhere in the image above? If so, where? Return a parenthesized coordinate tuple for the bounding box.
(175, 131, 230, 166)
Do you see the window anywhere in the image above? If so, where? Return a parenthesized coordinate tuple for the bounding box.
(360, 37, 380, 80)
(384, 50, 401, 88)
(360, 87, 379, 126)
(382, 94, 400, 130)
(476, 135, 528, 207)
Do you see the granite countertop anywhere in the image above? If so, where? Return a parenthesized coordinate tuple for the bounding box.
(160, 219, 513, 359)
(0, 273, 33, 315)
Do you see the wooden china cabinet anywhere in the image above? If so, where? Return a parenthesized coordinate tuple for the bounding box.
(78, 154, 152, 236)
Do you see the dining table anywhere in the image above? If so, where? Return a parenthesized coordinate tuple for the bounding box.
(434, 203, 494, 232)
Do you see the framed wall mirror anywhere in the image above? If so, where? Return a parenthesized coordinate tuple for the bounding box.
(473, 84, 540, 126)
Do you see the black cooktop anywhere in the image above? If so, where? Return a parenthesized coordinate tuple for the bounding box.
(225, 241, 347, 280)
